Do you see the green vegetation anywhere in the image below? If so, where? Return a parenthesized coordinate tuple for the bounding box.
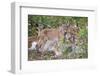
(28, 15, 88, 60)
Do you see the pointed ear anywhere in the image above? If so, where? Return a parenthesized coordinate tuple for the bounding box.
(59, 26, 62, 32)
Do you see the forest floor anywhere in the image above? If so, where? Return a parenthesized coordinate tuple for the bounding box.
(28, 50, 88, 61)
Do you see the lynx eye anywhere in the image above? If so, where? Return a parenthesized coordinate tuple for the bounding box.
(64, 31, 67, 36)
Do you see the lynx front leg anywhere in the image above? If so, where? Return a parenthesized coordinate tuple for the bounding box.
(53, 46, 62, 58)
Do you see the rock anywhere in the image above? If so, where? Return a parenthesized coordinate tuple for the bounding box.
(28, 41, 37, 51)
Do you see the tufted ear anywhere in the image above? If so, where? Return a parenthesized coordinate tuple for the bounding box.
(59, 26, 62, 33)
